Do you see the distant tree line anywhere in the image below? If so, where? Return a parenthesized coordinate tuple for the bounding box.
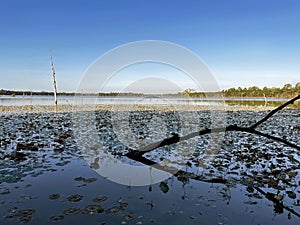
(0, 89, 76, 96)
(173, 83, 300, 98)
(97, 92, 144, 97)
(221, 83, 300, 98)
(1, 82, 299, 98)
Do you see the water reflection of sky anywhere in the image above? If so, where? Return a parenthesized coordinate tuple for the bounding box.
(1, 156, 298, 225)
(0, 109, 299, 224)
(0, 95, 292, 106)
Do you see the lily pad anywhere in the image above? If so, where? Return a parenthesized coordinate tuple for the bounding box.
(288, 171, 297, 178)
(82, 205, 104, 214)
(48, 193, 60, 200)
(63, 208, 81, 215)
(93, 195, 107, 203)
(67, 194, 83, 202)
(106, 206, 122, 215)
(123, 212, 134, 221)
(83, 178, 97, 183)
(159, 181, 169, 193)
(74, 177, 97, 183)
(74, 177, 84, 181)
(50, 215, 64, 222)
(244, 200, 258, 205)
(20, 215, 32, 223)
(18, 209, 35, 217)
(274, 194, 284, 201)
(286, 191, 296, 199)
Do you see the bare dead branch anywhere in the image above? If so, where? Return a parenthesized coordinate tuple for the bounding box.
(245, 128, 300, 150)
(50, 49, 58, 107)
(126, 95, 300, 159)
(250, 94, 300, 129)
(117, 96, 300, 217)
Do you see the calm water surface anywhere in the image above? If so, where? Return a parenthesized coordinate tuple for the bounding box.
(0, 95, 297, 108)
(0, 100, 299, 225)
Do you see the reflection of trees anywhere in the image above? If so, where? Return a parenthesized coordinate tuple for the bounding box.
(225, 99, 300, 109)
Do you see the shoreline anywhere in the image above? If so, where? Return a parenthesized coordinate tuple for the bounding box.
(0, 104, 288, 114)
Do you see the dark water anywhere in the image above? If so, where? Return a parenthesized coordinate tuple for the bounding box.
(0, 109, 299, 225)
(1, 161, 297, 225)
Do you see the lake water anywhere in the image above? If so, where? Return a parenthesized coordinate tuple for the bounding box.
(0, 98, 299, 225)
(0, 95, 297, 108)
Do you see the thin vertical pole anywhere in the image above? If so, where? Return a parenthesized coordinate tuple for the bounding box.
(50, 49, 57, 106)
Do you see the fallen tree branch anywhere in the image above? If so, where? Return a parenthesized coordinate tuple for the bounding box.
(116, 95, 300, 217)
(250, 94, 300, 129)
(126, 94, 300, 158)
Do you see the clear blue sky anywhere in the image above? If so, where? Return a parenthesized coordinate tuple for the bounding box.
(0, 0, 299, 92)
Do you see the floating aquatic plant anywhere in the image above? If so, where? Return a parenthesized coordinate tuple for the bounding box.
(67, 194, 83, 202)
